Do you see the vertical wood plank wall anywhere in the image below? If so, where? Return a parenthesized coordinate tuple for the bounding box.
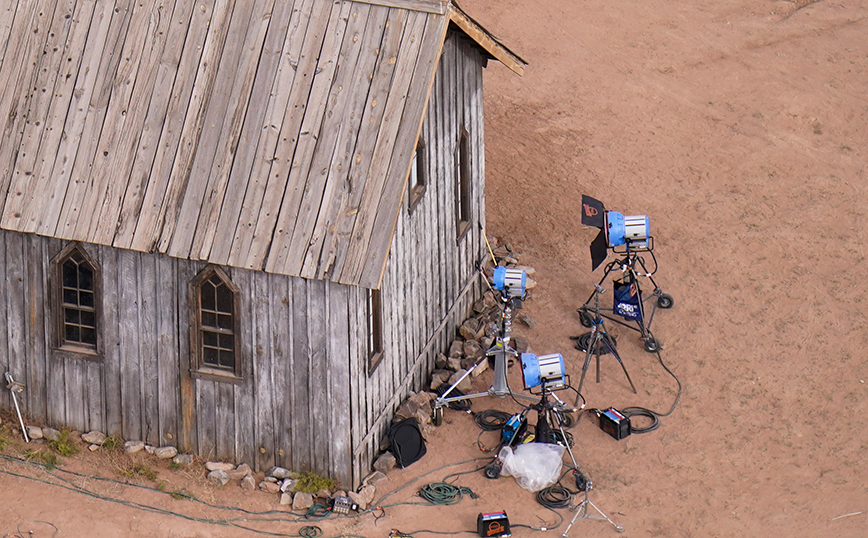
(347, 33, 487, 486)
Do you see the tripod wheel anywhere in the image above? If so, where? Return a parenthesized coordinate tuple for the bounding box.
(578, 310, 593, 328)
(432, 406, 443, 426)
(657, 293, 674, 309)
(643, 336, 660, 353)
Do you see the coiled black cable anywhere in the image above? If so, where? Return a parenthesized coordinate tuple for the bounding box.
(536, 485, 572, 510)
(473, 409, 511, 431)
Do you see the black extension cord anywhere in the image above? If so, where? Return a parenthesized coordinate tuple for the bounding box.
(536, 484, 572, 510)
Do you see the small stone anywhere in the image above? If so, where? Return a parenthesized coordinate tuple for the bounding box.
(448, 369, 472, 392)
(334, 490, 347, 498)
(359, 484, 376, 506)
(144, 445, 156, 455)
(292, 491, 314, 510)
(517, 313, 537, 329)
(395, 399, 420, 421)
(460, 357, 478, 370)
(463, 340, 484, 359)
(266, 466, 292, 479)
(459, 318, 484, 341)
(154, 446, 177, 459)
(515, 265, 535, 275)
(26, 426, 44, 440)
(348, 490, 367, 511)
(279, 492, 293, 505)
(471, 359, 489, 378)
(172, 454, 194, 466)
(124, 440, 145, 454)
(525, 277, 537, 289)
(373, 452, 397, 474)
(206, 461, 234, 472)
(363, 470, 387, 486)
(264, 476, 278, 483)
(81, 431, 107, 445)
(41, 427, 60, 441)
(260, 481, 280, 494)
(448, 340, 464, 358)
(472, 297, 486, 313)
(88, 444, 100, 452)
(228, 463, 252, 480)
(429, 370, 450, 390)
(483, 291, 497, 308)
(317, 488, 331, 499)
(279, 478, 296, 493)
(241, 475, 256, 491)
(434, 353, 448, 369)
(479, 336, 494, 350)
(446, 357, 462, 371)
(207, 469, 230, 486)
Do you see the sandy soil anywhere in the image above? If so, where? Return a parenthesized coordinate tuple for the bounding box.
(3, 0, 868, 536)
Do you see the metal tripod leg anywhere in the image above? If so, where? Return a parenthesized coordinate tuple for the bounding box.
(576, 328, 637, 396)
(562, 490, 624, 536)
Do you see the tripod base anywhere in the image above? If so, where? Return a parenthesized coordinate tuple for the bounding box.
(562, 491, 624, 536)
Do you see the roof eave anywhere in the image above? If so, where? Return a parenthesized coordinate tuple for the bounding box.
(448, 3, 526, 76)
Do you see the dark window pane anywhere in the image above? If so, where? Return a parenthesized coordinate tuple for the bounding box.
(63, 288, 78, 305)
(79, 291, 94, 308)
(216, 285, 232, 314)
(219, 333, 234, 352)
(80, 327, 96, 345)
(65, 324, 80, 343)
(79, 265, 94, 291)
(64, 308, 79, 325)
(63, 261, 77, 288)
(219, 350, 234, 369)
(203, 346, 218, 365)
(203, 331, 218, 348)
(218, 314, 232, 331)
(201, 311, 217, 328)
(80, 310, 96, 328)
(201, 281, 216, 311)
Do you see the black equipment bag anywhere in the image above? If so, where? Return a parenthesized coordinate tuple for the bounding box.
(388, 417, 427, 468)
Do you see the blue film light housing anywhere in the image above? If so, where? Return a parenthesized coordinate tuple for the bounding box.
(606, 211, 650, 249)
(520, 352, 567, 391)
(493, 266, 526, 298)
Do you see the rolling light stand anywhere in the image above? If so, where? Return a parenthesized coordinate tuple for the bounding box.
(575, 284, 637, 398)
(577, 247, 672, 353)
(433, 269, 538, 424)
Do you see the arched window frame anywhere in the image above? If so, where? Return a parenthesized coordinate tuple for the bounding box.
(190, 266, 242, 382)
(51, 243, 102, 360)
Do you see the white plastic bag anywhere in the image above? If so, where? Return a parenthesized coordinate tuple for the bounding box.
(498, 443, 565, 492)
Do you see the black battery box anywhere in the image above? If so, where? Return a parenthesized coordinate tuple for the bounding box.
(599, 407, 631, 440)
(477, 511, 511, 537)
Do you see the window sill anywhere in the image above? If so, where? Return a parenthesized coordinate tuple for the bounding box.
(54, 345, 102, 362)
(191, 367, 243, 385)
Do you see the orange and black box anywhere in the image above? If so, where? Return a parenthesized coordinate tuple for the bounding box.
(477, 511, 511, 537)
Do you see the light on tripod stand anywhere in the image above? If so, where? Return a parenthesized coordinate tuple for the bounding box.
(581, 195, 653, 270)
(493, 266, 526, 298)
(520, 353, 567, 392)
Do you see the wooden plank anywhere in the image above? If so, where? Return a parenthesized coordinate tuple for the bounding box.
(352, 0, 444, 15)
(224, 0, 319, 269)
(179, 261, 199, 452)
(150, 0, 238, 254)
(347, 285, 366, 487)
(118, 248, 142, 441)
(65, 359, 85, 430)
(0, 2, 21, 70)
(137, 253, 160, 445)
(242, 0, 335, 271)
(358, 12, 447, 287)
(99, 245, 122, 435)
(112, 0, 196, 248)
(88, 0, 182, 245)
(29, 1, 106, 237)
(290, 277, 311, 470)
(326, 282, 351, 486)
(3, 0, 78, 232)
(178, 0, 280, 260)
(84, 360, 105, 432)
(233, 269, 256, 468)
(253, 270, 276, 471)
(277, 0, 373, 277)
(157, 255, 180, 446)
(0, 2, 48, 215)
(196, 379, 218, 460)
(216, 380, 236, 460)
(54, 0, 137, 240)
(204, 0, 299, 265)
(305, 5, 391, 279)
(189, 0, 279, 261)
(309, 280, 329, 475)
(314, 7, 410, 281)
(0, 232, 11, 410)
(23, 235, 47, 421)
(5, 234, 28, 415)
(126, 0, 216, 251)
(272, 274, 292, 470)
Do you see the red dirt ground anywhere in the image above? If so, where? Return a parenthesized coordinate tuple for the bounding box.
(3, 0, 868, 536)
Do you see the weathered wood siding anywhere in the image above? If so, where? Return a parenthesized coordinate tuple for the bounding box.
(347, 32, 487, 485)
(0, 230, 355, 485)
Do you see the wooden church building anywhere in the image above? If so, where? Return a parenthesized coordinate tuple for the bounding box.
(0, 0, 523, 487)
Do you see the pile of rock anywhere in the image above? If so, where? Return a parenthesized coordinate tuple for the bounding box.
(257, 466, 383, 512)
(205, 461, 256, 490)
